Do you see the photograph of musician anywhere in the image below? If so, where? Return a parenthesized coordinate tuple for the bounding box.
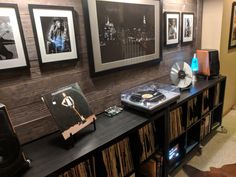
(168, 18, 177, 40)
(0, 17, 18, 60)
(61, 92, 86, 124)
(184, 18, 192, 38)
(40, 17, 71, 54)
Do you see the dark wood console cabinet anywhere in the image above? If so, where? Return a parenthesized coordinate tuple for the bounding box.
(22, 76, 226, 177)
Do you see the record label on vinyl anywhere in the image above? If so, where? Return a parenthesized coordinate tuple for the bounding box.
(170, 62, 193, 88)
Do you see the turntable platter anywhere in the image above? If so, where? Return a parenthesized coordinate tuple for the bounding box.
(121, 82, 180, 113)
(129, 90, 166, 103)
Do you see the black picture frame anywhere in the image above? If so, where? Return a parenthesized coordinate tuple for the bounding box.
(164, 11, 180, 46)
(83, 0, 162, 77)
(28, 4, 79, 65)
(0, 3, 29, 70)
(229, 2, 236, 49)
(181, 12, 194, 44)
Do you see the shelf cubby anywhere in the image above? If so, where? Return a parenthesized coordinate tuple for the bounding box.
(200, 113, 211, 141)
(168, 134, 186, 172)
(186, 95, 201, 128)
(169, 106, 186, 142)
(186, 122, 200, 154)
(201, 89, 210, 116)
(211, 104, 223, 130)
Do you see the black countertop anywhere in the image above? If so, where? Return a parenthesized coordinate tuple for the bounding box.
(177, 76, 225, 105)
(22, 111, 149, 177)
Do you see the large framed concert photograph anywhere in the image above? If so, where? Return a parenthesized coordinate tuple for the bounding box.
(229, 2, 236, 49)
(0, 3, 29, 70)
(29, 5, 78, 65)
(83, 0, 161, 76)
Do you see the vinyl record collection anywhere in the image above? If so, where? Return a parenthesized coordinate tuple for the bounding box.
(138, 153, 163, 177)
(58, 157, 95, 177)
(169, 107, 184, 142)
(187, 97, 198, 127)
(101, 137, 134, 177)
(202, 90, 210, 115)
(57, 122, 162, 177)
(137, 123, 156, 163)
(213, 83, 221, 107)
(200, 114, 211, 140)
(58, 138, 134, 177)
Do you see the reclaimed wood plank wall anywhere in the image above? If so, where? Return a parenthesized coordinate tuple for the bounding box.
(0, 0, 203, 144)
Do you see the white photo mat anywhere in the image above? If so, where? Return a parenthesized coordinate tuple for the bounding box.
(182, 13, 194, 43)
(0, 6, 28, 70)
(87, 0, 160, 74)
(30, 6, 78, 64)
(165, 12, 179, 45)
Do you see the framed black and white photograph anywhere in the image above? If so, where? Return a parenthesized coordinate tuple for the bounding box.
(182, 13, 194, 43)
(29, 5, 78, 64)
(164, 12, 179, 46)
(83, 0, 161, 76)
(229, 2, 236, 49)
(0, 3, 29, 70)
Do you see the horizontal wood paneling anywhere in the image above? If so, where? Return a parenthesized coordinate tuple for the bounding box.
(0, 0, 202, 144)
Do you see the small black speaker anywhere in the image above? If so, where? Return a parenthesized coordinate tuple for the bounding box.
(0, 104, 30, 177)
(208, 50, 220, 76)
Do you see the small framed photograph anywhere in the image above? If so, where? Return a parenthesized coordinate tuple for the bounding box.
(229, 2, 236, 49)
(182, 13, 194, 43)
(29, 5, 78, 64)
(0, 3, 29, 70)
(164, 12, 180, 46)
(83, 0, 161, 76)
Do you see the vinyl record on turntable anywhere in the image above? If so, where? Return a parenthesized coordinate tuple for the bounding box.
(121, 82, 180, 114)
(170, 62, 193, 88)
(129, 90, 166, 103)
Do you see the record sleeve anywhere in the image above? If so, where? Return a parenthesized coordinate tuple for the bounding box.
(42, 83, 96, 139)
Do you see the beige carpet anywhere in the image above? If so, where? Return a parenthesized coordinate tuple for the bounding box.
(173, 110, 236, 177)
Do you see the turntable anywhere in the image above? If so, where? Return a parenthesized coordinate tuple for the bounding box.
(121, 82, 180, 114)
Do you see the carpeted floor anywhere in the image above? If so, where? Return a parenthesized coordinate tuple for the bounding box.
(172, 110, 236, 177)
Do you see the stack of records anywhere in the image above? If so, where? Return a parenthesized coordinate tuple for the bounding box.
(58, 157, 95, 177)
(187, 97, 198, 127)
(138, 153, 163, 177)
(101, 137, 134, 177)
(214, 83, 220, 106)
(136, 123, 156, 163)
(169, 107, 184, 142)
(202, 90, 210, 115)
(200, 114, 211, 140)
